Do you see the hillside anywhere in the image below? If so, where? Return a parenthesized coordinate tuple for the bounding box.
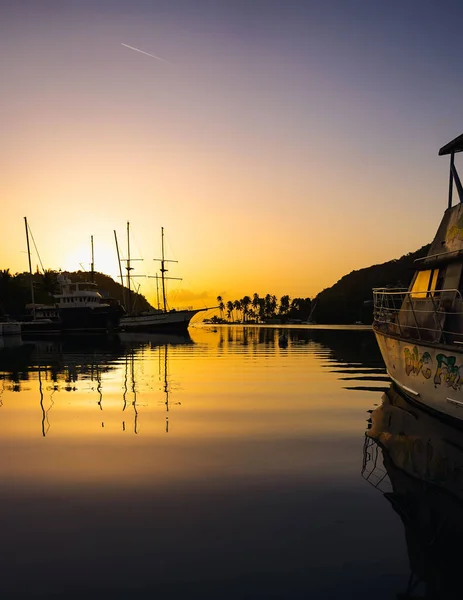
(313, 244, 431, 324)
(0, 269, 153, 317)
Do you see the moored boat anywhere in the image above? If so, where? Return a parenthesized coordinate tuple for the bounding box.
(373, 133, 463, 421)
(118, 225, 211, 333)
(20, 220, 124, 336)
(53, 273, 124, 334)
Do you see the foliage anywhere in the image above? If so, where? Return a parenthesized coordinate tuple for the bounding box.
(210, 292, 313, 323)
(213, 244, 431, 325)
(0, 270, 152, 318)
(313, 244, 431, 324)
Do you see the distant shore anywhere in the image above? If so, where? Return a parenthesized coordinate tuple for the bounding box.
(199, 321, 372, 330)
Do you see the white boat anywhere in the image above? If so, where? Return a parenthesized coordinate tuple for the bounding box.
(373, 132, 463, 421)
(21, 222, 123, 336)
(118, 225, 211, 333)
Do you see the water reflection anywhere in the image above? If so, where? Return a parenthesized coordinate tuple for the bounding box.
(363, 384, 463, 599)
(0, 327, 389, 439)
(0, 327, 410, 599)
(0, 332, 192, 438)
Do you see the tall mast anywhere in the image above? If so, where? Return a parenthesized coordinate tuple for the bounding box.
(114, 230, 126, 308)
(126, 221, 132, 313)
(120, 222, 144, 314)
(156, 274, 160, 310)
(160, 227, 167, 312)
(90, 235, 95, 283)
(153, 227, 181, 313)
(24, 217, 36, 320)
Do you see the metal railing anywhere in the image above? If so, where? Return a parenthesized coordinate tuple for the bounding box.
(373, 287, 463, 344)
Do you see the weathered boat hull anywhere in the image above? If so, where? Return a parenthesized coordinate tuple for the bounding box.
(119, 309, 203, 333)
(374, 327, 463, 421)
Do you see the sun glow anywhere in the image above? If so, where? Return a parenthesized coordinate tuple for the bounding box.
(60, 240, 121, 283)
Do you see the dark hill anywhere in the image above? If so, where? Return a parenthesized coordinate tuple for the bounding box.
(0, 269, 153, 318)
(313, 244, 431, 324)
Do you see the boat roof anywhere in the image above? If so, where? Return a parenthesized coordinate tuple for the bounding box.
(439, 133, 463, 156)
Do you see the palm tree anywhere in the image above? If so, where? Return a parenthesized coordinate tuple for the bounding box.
(279, 295, 291, 315)
(217, 295, 225, 321)
(258, 297, 265, 321)
(240, 295, 251, 322)
(233, 299, 242, 322)
(264, 294, 272, 319)
(271, 295, 278, 316)
(226, 300, 234, 322)
(252, 293, 260, 323)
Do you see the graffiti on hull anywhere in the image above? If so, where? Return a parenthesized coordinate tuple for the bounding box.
(404, 346, 463, 390)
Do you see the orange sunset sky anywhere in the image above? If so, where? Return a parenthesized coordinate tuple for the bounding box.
(2, 0, 462, 309)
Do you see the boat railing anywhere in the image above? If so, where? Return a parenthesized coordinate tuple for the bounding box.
(373, 287, 463, 344)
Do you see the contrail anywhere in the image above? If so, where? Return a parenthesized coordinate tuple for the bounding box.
(121, 43, 169, 63)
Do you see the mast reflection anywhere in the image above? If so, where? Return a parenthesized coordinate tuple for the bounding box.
(363, 384, 463, 599)
(0, 333, 192, 436)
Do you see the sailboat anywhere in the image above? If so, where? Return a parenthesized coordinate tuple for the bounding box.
(118, 225, 212, 333)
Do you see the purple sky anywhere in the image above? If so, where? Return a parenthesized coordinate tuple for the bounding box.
(2, 0, 463, 304)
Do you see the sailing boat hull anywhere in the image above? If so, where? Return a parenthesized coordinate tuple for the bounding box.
(119, 309, 203, 333)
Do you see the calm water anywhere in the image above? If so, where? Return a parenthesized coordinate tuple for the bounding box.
(0, 325, 458, 598)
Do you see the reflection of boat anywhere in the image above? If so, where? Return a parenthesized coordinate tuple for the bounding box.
(373, 133, 463, 421)
(363, 384, 463, 598)
(118, 331, 193, 348)
(118, 225, 211, 333)
(0, 337, 126, 387)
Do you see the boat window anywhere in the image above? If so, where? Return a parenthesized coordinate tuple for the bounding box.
(410, 268, 442, 298)
(410, 270, 432, 298)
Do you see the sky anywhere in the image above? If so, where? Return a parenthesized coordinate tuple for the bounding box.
(2, 0, 463, 309)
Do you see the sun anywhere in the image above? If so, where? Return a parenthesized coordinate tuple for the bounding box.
(60, 241, 121, 283)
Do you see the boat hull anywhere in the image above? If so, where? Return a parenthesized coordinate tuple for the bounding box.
(374, 327, 463, 421)
(58, 306, 120, 334)
(119, 309, 202, 333)
(20, 320, 61, 337)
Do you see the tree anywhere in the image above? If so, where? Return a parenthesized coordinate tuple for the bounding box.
(226, 300, 234, 322)
(217, 295, 225, 321)
(279, 295, 290, 315)
(41, 269, 58, 298)
(0, 269, 12, 314)
(241, 295, 251, 322)
(233, 299, 242, 322)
